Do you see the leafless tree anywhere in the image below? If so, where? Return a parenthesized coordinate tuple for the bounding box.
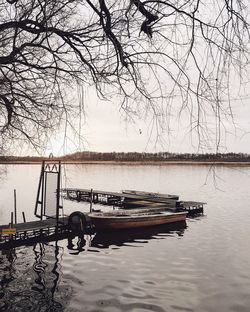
(0, 0, 249, 152)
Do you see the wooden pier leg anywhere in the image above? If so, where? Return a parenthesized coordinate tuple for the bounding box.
(11, 212, 13, 227)
(22, 212, 26, 223)
(14, 189, 17, 224)
(90, 188, 93, 213)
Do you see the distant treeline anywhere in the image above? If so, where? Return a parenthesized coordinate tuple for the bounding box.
(61, 151, 250, 162)
(1, 151, 249, 162)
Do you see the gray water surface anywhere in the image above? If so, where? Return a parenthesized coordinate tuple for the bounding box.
(0, 164, 250, 312)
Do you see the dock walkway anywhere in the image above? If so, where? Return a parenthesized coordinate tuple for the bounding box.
(61, 188, 205, 216)
(0, 217, 69, 247)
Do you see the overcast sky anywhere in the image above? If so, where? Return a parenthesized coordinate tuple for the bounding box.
(44, 87, 250, 156)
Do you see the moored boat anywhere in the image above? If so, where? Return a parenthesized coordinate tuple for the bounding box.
(88, 211, 187, 231)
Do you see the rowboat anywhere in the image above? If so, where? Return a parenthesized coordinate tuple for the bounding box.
(88, 210, 187, 231)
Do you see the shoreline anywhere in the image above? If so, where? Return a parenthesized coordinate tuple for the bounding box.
(1, 160, 250, 166)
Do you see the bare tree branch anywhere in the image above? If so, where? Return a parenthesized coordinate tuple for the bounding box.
(0, 0, 249, 152)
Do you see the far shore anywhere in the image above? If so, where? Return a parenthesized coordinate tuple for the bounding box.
(1, 160, 250, 166)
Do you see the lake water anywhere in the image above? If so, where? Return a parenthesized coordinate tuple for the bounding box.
(0, 164, 250, 312)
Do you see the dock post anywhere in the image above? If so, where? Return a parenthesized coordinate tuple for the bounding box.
(22, 212, 26, 223)
(11, 212, 13, 227)
(56, 161, 61, 232)
(90, 188, 93, 213)
(14, 189, 17, 224)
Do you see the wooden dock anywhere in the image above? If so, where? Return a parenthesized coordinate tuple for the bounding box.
(0, 184, 205, 249)
(61, 188, 179, 205)
(122, 190, 179, 200)
(0, 217, 70, 249)
(61, 188, 205, 216)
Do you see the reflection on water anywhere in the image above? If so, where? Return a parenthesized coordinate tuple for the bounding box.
(1, 164, 250, 311)
(0, 242, 72, 312)
(0, 222, 186, 311)
(66, 221, 186, 253)
(91, 222, 186, 249)
(67, 234, 92, 255)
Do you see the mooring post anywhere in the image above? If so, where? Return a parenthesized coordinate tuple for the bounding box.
(56, 161, 61, 228)
(22, 212, 26, 223)
(14, 189, 17, 224)
(11, 212, 13, 227)
(90, 188, 93, 213)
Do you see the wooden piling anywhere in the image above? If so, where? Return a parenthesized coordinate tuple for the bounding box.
(90, 188, 93, 213)
(14, 189, 17, 224)
(22, 212, 26, 223)
(11, 212, 13, 227)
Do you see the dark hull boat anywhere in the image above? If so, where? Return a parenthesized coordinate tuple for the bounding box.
(89, 210, 187, 231)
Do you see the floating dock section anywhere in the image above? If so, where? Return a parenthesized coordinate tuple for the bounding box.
(61, 188, 205, 216)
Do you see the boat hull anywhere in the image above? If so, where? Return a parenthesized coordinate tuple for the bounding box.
(89, 212, 187, 231)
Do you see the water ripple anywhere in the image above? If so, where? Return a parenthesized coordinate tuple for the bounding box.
(1, 165, 250, 311)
